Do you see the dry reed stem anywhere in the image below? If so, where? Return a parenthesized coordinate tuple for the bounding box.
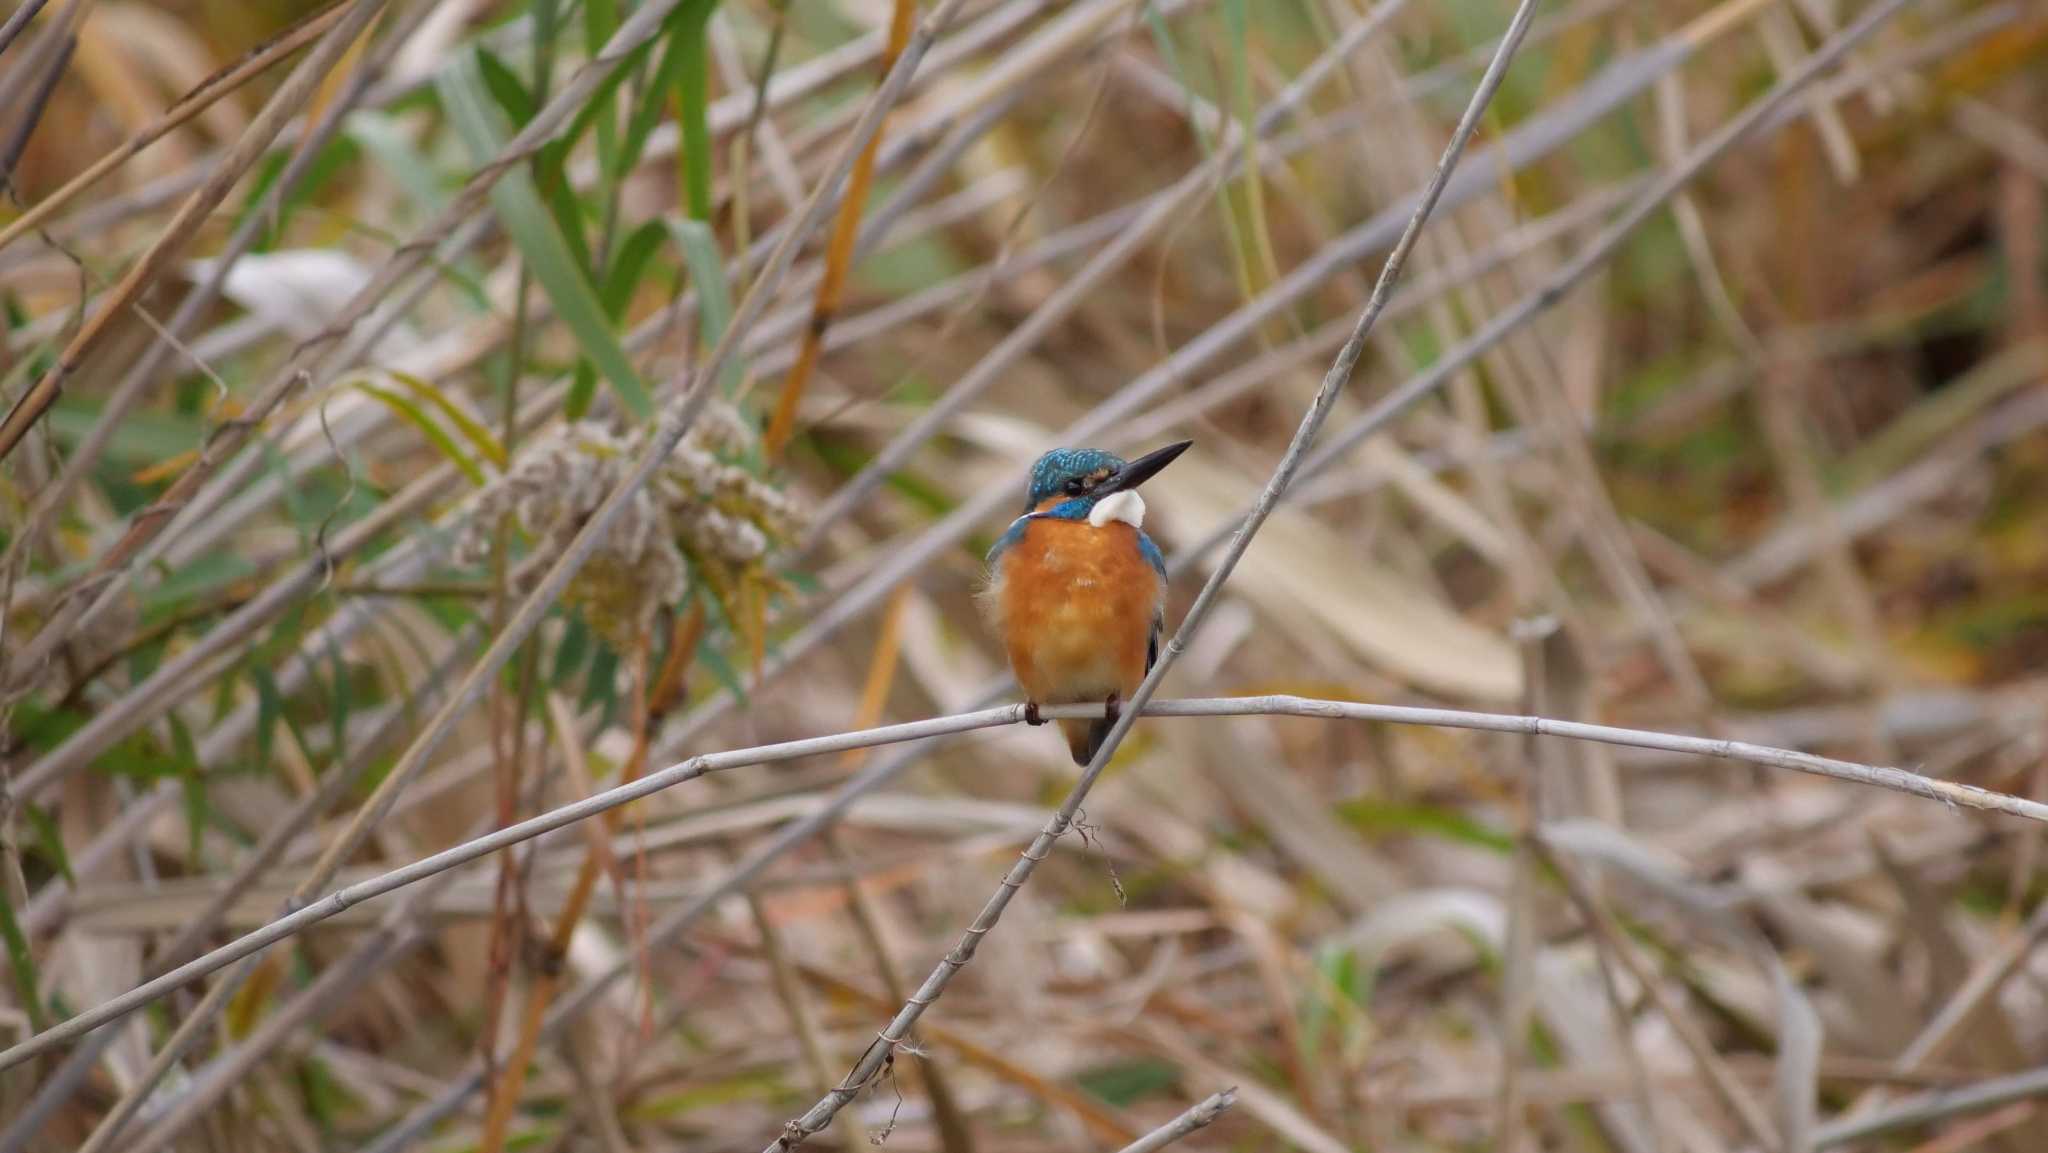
(12, 2, 1646, 774)
(0, 0, 353, 255)
(762, 0, 917, 458)
(1113, 1088, 1238, 1153)
(675, 2, 1764, 752)
(6, 0, 979, 805)
(0, 0, 54, 62)
(357, 735, 940, 1151)
(1534, 834, 1784, 1152)
(0, 0, 388, 463)
(11, 689, 2048, 1075)
(76, 20, 973, 1085)
(6, 0, 949, 674)
(0, 626, 482, 1151)
(805, 0, 1416, 539)
(0, 0, 437, 643)
(477, 612, 692, 1152)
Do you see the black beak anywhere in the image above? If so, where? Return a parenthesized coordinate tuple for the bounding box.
(1102, 440, 1192, 494)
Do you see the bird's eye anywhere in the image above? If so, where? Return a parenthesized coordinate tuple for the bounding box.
(1063, 478, 1086, 496)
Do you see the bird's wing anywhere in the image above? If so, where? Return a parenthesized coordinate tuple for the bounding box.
(1140, 531, 1167, 673)
(1138, 531, 1167, 580)
(985, 515, 1034, 569)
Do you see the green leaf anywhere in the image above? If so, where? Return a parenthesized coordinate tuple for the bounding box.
(9, 700, 87, 756)
(583, 0, 622, 176)
(581, 643, 622, 721)
(253, 663, 282, 776)
(672, 0, 721, 220)
(384, 370, 507, 469)
(0, 892, 45, 1033)
(348, 111, 448, 216)
(567, 364, 598, 420)
(475, 46, 537, 125)
(665, 218, 740, 394)
(168, 715, 207, 863)
(550, 26, 660, 179)
(604, 220, 668, 319)
(249, 660, 318, 784)
(22, 802, 71, 885)
(1335, 799, 1515, 854)
(46, 396, 202, 466)
(325, 635, 352, 777)
(538, 159, 597, 287)
(439, 51, 652, 422)
(620, 24, 691, 183)
(1076, 1058, 1181, 1107)
(141, 551, 258, 614)
(351, 378, 488, 485)
(551, 615, 593, 688)
(693, 636, 746, 705)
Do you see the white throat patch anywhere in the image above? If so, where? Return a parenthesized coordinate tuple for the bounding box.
(1087, 490, 1146, 529)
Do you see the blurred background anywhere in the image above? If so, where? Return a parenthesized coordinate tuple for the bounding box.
(2, 0, 2047, 1149)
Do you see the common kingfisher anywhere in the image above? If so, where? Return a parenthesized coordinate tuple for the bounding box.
(982, 441, 1192, 764)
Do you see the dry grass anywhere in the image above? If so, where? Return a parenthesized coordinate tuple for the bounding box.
(2, 0, 2047, 1151)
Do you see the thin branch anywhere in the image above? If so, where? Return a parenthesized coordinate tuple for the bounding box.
(804, 0, 1416, 538)
(1814, 1064, 2048, 1149)
(356, 735, 934, 1152)
(1115, 1089, 1239, 1153)
(1174, 0, 1929, 597)
(762, 0, 917, 458)
(0, 0, 54, 63)
(0, 0, 353, 254)
(655, 0, 1741, 762)
(0, 625, 480, 1152)
(0, 0, 390, 462)
(8, 690, 2045, 1075)
(0, 0, 434, 661)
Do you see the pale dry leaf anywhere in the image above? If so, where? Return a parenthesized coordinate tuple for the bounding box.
(1159, 454, 1522, 701)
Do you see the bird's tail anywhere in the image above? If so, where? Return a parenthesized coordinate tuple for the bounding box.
(1059, 717, 1114, 766)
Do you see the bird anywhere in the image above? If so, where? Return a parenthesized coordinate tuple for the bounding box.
(981, 441, 1191, 765)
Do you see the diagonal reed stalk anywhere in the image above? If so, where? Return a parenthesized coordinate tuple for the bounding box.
(1114, 1088, 1239, 1153)
(0, 0, 390, 464)
(12, 686, 2048, 1077)
(761, 0, 917, 460)
(0, 0, 354, 255)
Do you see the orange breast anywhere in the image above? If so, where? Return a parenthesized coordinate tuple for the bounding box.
(993, 517, 1161, 705)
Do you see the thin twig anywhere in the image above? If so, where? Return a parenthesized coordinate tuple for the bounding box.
(762, 0, 917, 458)
(0, 626, 481, 1152)
(10, 688, 2048, 1074)
(1115, 1088, 1239, 1153)
(0, 0, 353, 254)
(0, 0, 389, 462)
(1812, 1065, 2048, 1150)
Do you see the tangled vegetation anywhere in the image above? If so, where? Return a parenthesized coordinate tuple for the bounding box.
(1, 0, 2046, 1151)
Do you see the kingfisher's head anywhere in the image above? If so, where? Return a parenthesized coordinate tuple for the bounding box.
(1024, 441, 1192, 516)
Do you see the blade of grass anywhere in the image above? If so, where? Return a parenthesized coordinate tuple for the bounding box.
(0, 0, 353, 255)
(349, 379, 489, 485)
(674, 0, 721, 220)
(667, 218, 741, 394)
(438, 49, 653, 422)
(761, 0, 917, 459)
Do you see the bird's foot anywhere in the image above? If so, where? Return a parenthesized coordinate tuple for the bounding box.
(1103, 692, 1122, 724)
(1023, 702, 1047, 726)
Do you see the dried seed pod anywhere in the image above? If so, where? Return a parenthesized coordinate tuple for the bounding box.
(456, 408, 804, 647)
